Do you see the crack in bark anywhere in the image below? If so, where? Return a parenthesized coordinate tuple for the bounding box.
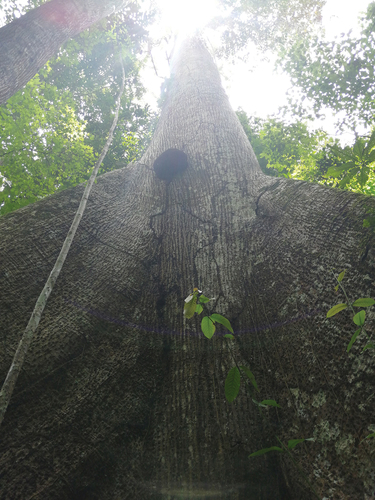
(255, 179, 281, 216)
(77, 224, 149, 269)
(148, 184, 169, 244)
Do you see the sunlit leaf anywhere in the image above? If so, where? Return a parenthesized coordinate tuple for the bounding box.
(352, 298, 375, 307)
(327, 303, 347, 317)
(184, 295, 197, 319)
(326, 163, 355, 177)
(199, 295, 210, 304)
(224, 334, 234, 339)
(337, 270, 346, 282)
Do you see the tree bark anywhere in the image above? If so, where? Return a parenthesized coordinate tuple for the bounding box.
(0, 37, 374, 499)
(0, 0, 127, 105)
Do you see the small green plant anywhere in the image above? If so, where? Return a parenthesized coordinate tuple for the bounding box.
(327, 271, 375, 443)
(326, 270, 375, 353)
(184, 287, 233, 339)
(184, 287, 261, 402)
(184, 288, 318, 497)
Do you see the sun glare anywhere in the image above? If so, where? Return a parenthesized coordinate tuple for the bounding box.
(156, 0, 220, 37)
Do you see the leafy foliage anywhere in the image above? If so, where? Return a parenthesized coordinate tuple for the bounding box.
(323, 132, 375, 195)
(327, 272, 375, 445)
(0, 1, 154, 215)
(279, 2, 375, 130)
(327, 271, 375, 353)
(237, 109, 375, 196)
(183, 288, 281, 408)
(211, 0, 325, 59)
(237, 109, 335, 180)
(0, 72, 94, 214)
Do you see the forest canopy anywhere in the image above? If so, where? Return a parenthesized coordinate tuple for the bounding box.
(0, 0, 374, 215)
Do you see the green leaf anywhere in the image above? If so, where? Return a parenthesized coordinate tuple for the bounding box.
(353, 310, 366, 326)
(353, 138, 365, 160)
(364, 130, 375, 153)
(288, 438, 314, 450)
(184, 295, 197, 319)
(347, 328, 362, 352)
(359, 166, 369, 187)
(195, 304, 203, 314)
(327, 303, 347, 317)
(260, 399, 281, 408)
(201, 316, 215, 339)
(334, 284, 339, 292)
(239, 366, 259, 392)
(362, 343, 375, 352)
(224, 334, 235, 339)
(249, 446, 283, 457)
(287, 439, 305, 449)
(363, 432, 375, 440)
(353, 298, 375, 307)
(199, 295, 210, 304)
(225, 367, 240, 402)
(326, 163, 355, 177)
(339, 172, 355, 188)
(209, 313, 233, 333)
(337, 270, 346, 282)
(366, 149, 375, 163)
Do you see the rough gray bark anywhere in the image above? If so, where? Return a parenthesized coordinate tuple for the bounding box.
(0, 38, 374, 499)
(0, 0, 128, 105)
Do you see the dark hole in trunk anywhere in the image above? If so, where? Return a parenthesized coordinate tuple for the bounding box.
(153, 148, 188, 181)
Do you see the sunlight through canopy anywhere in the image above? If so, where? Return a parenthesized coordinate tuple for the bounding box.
(156, 0, 220, 36)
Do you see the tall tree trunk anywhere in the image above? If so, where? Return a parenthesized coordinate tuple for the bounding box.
(0, 0, 127, 105)
(0, 38, 374, 499)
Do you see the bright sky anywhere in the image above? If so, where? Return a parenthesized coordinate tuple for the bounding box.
(141, 0, 372, 143)
(1, 0, 371, 144)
